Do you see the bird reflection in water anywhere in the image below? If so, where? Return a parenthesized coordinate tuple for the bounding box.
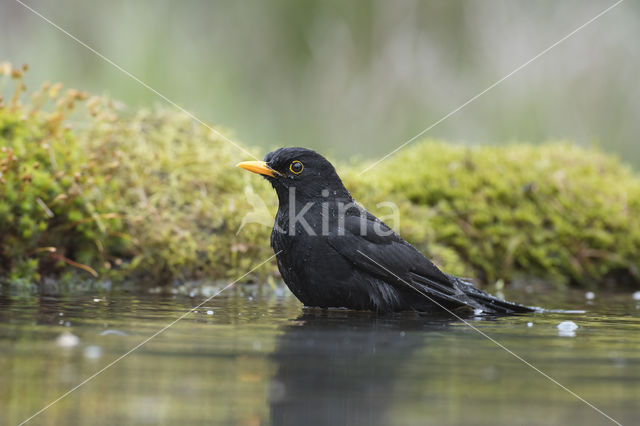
(268, 309, 458, 426)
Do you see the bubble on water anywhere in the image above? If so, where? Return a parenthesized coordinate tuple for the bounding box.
(557, 321, 578, 337)
(632, 291, 640, 301)
(206, 310, 214, 315)
(585, 291, 595, 300)
(84, 345, 102, 359)
(93, 298, 102, 302)
(56, 331, 80, 348)
(557, 321, 578, 331)
(526, 322, 533, 327)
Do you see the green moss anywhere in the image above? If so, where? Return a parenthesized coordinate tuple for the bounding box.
(2, 65, 640, 290)
(85, 109, 275, 283)
(0, 67, 126, 285)
(347, 142, 640, 288)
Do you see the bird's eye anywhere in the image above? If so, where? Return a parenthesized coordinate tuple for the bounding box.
(289, 160, 304, 174)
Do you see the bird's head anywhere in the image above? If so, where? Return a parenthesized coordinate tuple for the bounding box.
(236, 147, 351, 203)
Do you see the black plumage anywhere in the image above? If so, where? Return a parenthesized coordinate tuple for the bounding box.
(237, 147, 534, 315)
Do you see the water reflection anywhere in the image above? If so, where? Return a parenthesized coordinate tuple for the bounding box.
(269, 310, 454, 426)
(0, 289, 638, 425)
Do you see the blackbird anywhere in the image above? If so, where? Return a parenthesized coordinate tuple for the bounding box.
(237, 147, 534, 314)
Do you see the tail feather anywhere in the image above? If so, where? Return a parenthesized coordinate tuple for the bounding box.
(452, 276, 537, 314)
(408, 272, 536, 314)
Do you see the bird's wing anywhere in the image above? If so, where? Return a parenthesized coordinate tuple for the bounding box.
(326, 213, 485, 311)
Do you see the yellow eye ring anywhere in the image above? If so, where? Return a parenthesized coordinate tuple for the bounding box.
(289, 160, 304, 174)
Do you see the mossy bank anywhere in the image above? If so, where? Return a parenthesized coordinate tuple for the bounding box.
(1, 67, 639, 291)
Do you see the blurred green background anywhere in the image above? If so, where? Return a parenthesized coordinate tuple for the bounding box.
(2, 0, 638, 163)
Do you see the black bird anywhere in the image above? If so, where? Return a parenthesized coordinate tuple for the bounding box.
(237, 147, 534, 315)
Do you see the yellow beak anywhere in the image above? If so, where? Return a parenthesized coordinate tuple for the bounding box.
(236, 161, 279, 177)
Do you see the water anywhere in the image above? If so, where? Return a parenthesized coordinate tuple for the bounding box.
(1, 286, 638, 426)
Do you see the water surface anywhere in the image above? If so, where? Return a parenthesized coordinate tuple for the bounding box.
(1, 286, 638, 425)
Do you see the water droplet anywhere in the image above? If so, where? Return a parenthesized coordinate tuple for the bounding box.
(557, 321, 578, 337)
(56, 331, 80, 348)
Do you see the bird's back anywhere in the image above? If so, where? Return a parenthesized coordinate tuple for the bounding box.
(272, 202, 534, 314)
